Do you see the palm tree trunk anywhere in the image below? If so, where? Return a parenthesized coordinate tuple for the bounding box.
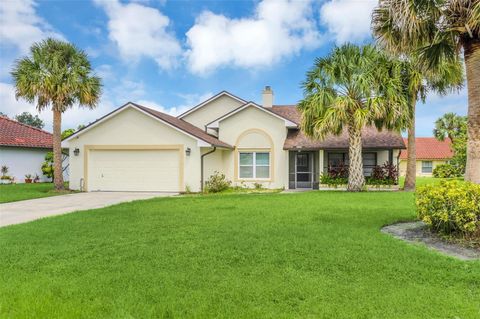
(347, 125, 365, 192)
(404, 98, 416, 191)
(53, 109, 65, 190)
(464, 39, 480, 184)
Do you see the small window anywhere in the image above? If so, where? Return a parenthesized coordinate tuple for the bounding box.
(328, 153, 348, 167)
(362, 153, 376, 167)
(239, 152, 270, 179)
(422, 161, 433, 173)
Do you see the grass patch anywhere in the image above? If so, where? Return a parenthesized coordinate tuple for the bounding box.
(1, 191, 479, 318)
(0, 182, 72, 203)
(398, 176, 463, 189)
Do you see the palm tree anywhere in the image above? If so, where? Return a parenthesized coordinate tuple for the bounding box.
(434, 112, 468, 143)
(395, 58, 463, 191)
(372, 0, 480, 183)
(11, 38, 101, 190)
(299, 44, 408, 191)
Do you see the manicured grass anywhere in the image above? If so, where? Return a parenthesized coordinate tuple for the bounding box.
(399, 176, 463, 189)
(0, 182, 71, 203)
(1, 192, 479, 318)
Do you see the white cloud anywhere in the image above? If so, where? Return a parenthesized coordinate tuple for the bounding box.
(0, 0, 64, 79)
(319, 0, 377, 44)
(185, 0, 322, 74)
(0, 82, 112, 131)
(136, 92, 214, 116)
(0, 82, 37, 117)
(94, 0, 182, 70)
(0, 0, 63, 53)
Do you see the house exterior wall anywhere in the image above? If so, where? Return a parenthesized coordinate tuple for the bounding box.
(216, 106, 288, 189)
(66, 107, 202, 192)
(201, 148, 226, 185)
(399, 159, 449, 176)
(181, 95, 245, 129)
(0, 146, 59, 183)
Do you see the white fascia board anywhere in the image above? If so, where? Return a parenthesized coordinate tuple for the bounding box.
(206, 102, 297, 129)
(63, 103, 213, 148)
(178, 91, 246, 119)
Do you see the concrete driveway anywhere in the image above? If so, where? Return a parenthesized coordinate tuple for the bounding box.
(0, 192, 176, 227)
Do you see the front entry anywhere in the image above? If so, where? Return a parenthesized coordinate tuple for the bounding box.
(296, 152, 313, 188)
(288, 151, 318, 189)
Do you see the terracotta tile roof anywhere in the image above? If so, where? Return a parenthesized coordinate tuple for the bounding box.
(269, 106, 406, 150)
(0, 116, 52, 148)
(399, 137, 453, 160)
(132, 103, 233, 149)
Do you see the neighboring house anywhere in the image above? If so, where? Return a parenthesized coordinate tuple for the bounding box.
(399, 137, 453, 176)
(63, 87, 405, 192)
(0, 116, 69, 183)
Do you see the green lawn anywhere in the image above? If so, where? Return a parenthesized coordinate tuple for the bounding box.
(1, 191, 479, 318)
(398, 176, 463, 188)
(0, 183, 71, 203)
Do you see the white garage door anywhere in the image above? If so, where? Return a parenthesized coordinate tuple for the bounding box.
(88, 149, 180, 192)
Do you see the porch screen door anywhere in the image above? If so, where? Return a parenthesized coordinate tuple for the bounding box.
(296, 153, 313, 188)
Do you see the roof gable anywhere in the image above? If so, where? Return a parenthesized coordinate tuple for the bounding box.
(177, 91, 246, 119)
(0, 116, 52, 148)
(206, 102, 297, 129)
(63, 103, 232, 148)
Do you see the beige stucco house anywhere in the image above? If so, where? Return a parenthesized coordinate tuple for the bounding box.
(63, 87, 405, 192)
(399, 137, 453, 176)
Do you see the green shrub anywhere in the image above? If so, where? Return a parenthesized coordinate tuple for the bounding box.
(432, 163, 462, 178)
(204, 171, 231, 193)
(320, 173, 348, 186)
(365, 177, 396, 185)
(253, 182, 263, 190)
(416, 181, 480, 236)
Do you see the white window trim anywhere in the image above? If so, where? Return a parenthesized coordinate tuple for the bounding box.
(421, 161, 433, 173)
(238, 151, 271, 180)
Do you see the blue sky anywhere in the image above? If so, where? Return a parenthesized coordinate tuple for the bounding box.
(0, 0, 467, 136)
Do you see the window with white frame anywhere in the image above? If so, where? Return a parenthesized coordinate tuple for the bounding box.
(239, 152, 270, 179)
(422, 161, 433, 173)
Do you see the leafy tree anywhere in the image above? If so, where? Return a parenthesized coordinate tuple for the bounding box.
(61, 128, 76, 139)
(299, 44, 408, 191)
(434, 113, 468, 173)
(434, 112, 468, 144)
(11, 38, 101, 190)
(392, 57, 462, 191)
(372, 0, 480, 183)
(0, 112, 8, 117)
(41, 128, 73, 182)
(41, 152, 55, 182)
(451, 137, 467, 174)
(14, 111, 45, 129)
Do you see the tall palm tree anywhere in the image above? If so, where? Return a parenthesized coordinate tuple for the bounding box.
(434, 112, 468, 143)
(11, 38, 101, 190)
(299, 44, 408, 191)
(396, 58, 463, 191)
(372, 0, 480, 183)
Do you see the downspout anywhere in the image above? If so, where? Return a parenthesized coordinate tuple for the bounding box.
(200, 147, 216, 192)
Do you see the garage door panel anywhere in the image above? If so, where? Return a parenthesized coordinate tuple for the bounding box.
(88, 149, 180, 192)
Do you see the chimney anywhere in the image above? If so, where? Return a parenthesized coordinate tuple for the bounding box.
(262, 86, 273, 108)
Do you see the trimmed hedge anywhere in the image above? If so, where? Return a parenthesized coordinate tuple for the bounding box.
(416, 180, 480, 236)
